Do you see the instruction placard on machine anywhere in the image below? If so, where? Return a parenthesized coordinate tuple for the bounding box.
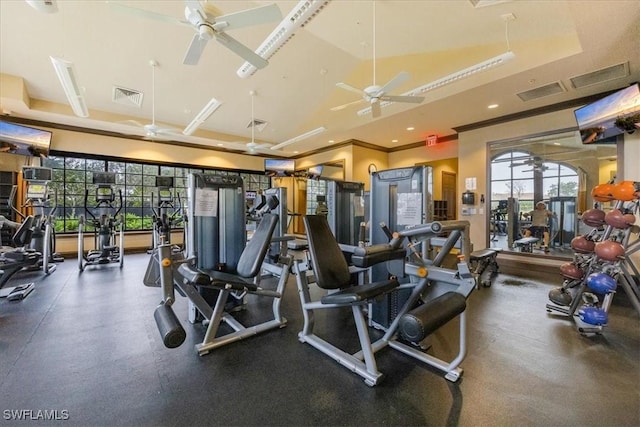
(194, 188, 219, 217)
(397, 193, 422, 226)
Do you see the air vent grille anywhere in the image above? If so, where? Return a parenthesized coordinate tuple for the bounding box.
(569, 62, 629, 89)
(247, 119, 268, 132)
(517, 81, 566, 102)
(112, 86, 143, 107)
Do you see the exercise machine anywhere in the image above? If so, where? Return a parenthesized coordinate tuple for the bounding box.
(145, 173, 292, 354)
(78, 171, 124, 270)
(150, 176, 184, 251)
(9, 166, 60, 274)
(368, 165, 434, 329)
(326, 180, 365, 246)
(0, 215, 38, 299)
(293, 216, 475, 386)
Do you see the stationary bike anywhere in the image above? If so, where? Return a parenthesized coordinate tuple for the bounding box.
(78, 172, 124, 271)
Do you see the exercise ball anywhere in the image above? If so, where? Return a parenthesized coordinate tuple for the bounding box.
(578, 306, 608, 326)
(581, 208, 606, 227)
(605, 209, 632, 229)
(559, 262, 584, 280)
(571, 236, 595, 254)
(586, 272, 617, 294)
(594, 240, 625, 262)
(591, 183, 614, 202)
(611, 180, 640, 202)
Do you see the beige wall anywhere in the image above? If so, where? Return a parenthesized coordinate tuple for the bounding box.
(3, 108, 638, 257)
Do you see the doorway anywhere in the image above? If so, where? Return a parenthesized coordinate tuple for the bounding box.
(442, 171, 457, 220)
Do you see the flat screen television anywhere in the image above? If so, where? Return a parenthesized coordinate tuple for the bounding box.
(0, 121, 52, 157)
(574, 83, 640, 144)
(308, 165, 323, 180)
(264, 158, 295, 177)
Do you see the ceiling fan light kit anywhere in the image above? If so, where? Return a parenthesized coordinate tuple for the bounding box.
(50, 56, 89, 118)
(236, 0, 331, 78)
(270, 126, 327, 150)
(356, 51, 516, 116)
(183, 97, 223, 135)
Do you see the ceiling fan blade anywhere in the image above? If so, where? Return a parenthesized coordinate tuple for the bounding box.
(336, 82, 365, 96)
(379, 71, 410, 94)
(214, 32, 268, 69)
(330, 99, 364, 111)
(380, 95, 424, 104)
(371, 101, 382, 118)
(109, 2, 189, 27)
(216, 4, 282, 30)
(183, 33, 209, 65)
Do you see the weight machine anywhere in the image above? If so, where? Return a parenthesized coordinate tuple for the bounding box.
(78, 171, 124, 270)
(9, 166, 60, 274)
(145, 173, 292, 354)
(293, 216, 475, 386)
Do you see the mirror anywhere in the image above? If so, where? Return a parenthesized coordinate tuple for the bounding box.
(487, 130, 618, 259)
(291, 160, 344, 235)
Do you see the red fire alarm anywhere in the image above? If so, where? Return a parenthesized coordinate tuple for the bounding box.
(426, 135, 438, 147)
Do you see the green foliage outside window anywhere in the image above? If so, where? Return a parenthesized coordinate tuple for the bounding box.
(43, 154, 270, 233)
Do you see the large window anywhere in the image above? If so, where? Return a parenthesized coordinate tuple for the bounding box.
(43, 153, 270, 233)
(490, 150, 578, 214)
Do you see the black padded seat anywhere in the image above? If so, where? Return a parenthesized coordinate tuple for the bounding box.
(321, 279, 399, 304)
(305, 215, 399, 302)
(177, 214, 278, 292)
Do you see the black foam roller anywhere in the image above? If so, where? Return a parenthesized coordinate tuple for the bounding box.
(399, 292, 466, 342)
(154, 303, 186, 349)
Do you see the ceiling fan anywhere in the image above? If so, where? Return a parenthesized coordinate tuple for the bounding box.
(511, 157, 549, 172)
(242, 91, 272, 154)
(110, 1, 281, 68)
(331, 2, 424, 118)
(126, 60, 179, 140)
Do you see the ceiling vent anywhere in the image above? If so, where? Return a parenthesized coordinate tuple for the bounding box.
(517, 81, 566, 102)
(569, 62, 629, 89)
(247, 119, 268, 132)
(112, 86, 143, 107)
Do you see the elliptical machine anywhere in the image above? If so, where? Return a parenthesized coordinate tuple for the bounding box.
(150, 176, 184, 252)
(9, 166, 60, 274)
(78, 171, 124, 271)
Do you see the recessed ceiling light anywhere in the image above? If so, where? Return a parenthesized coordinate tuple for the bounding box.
(553, 142, 561, 146)
(488, 104, 499, 109)
(293, 151, 299, 154)
(328, 139, 334, 143)
(392, 139, 398, 143)
(406, 127, 415, 131)
(217, 143, 224, 146)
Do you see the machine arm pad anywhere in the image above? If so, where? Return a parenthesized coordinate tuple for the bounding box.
(351, 244, 406, 268)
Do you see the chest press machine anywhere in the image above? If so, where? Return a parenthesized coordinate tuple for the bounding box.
(293, 216, 476, 386)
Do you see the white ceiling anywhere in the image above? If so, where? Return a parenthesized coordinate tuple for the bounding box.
(1, 0, 639, 157)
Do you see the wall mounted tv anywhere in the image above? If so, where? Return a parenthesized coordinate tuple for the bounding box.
(0, 121, 52, 157)
(574, 83, 640, 144)
(264, 158, 295, 177)
(307, 165, 323, 180)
